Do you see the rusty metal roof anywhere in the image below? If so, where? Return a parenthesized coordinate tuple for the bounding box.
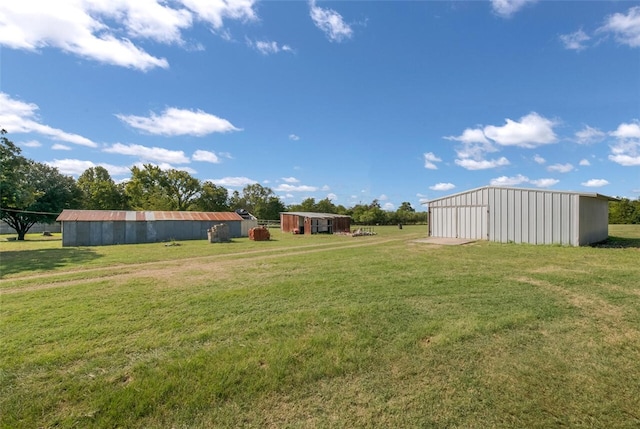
(56, 210, 244, 222)
(281, 212, 351, 219)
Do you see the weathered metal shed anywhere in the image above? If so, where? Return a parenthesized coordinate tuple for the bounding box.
(424, 186, 616, 246)
(280, 212, 351, 235)
(56, 210, 246, 247)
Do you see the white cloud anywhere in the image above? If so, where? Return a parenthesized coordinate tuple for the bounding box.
(192, 149, 220, 163)
(0, 1, 170, 71)
(275, 184, 318, 192)
(211, 176, 257, 187)
(383, 202, 395, 211)
(281, 177, 299, 183)
(20, 140, 41, 148)
(599, 6, 640, 48)
(609, 121, 640, 166)
(247, 39, 293, 55)
(575, 125, 606, 144)
(560, 29, 590, 51)
(448, 113, 556, 170)
(309, 0, 353, 42)
(582, 179, 610, 187)
(446, 128, 492, 145)
(608, 153, 640, 166)
(489, 175, 559, 188)
(0, 92, 97, 147)
(533, 154, 546, 164)
(289, 134, 300, 141)
(52, 143, 72, 151)
(321, 185, 330, 191)
(47, 158, 131, 177)
(378, 194, 389, 201)
(529, 178, 559, 188)
(326, 193, 337, 201)
(579, 159, 591, 166)
(116, 107, 240, 136)
(547, 163, 574, 173)
(0, 0, 260, 70)
(104, 143, 190, 164)
(491, 0, 537, 18)
(483, 112, 557, 148)
(455, 157, 510, 170)
(423, 152, 442, 170)
(610, 121, 640, 139)
(429, 183, 456, 191)
(180, 0, 257, 30)
(490, 174, 529, 186)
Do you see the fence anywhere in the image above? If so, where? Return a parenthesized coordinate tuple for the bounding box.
(0, 221, 61, 235)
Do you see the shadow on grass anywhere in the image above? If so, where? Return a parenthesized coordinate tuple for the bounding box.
(0, 248, 102, 278)
(592, 236, 640, 249)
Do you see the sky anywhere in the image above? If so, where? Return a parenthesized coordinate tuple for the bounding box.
(1, 0, 639, 212)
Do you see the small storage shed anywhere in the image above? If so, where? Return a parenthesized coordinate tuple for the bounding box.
(57, 210, 245, 247)
(424, 186, 616, 246)
(280, 212, 351, 235)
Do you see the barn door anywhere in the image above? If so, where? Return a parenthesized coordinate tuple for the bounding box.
(456, 206, 488, 240)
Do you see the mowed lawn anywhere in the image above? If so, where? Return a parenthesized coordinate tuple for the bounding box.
(1, 225, 639, 428)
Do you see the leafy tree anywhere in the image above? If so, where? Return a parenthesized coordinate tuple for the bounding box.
(1, 129, 28, 211)
(398, 201, 415, 212)
(609, 198, 640, 224)
(77, 166, 127, 210)
(125, 164, 169, 210)
(125, 164, 201, 211)
(193, 181, 229, 212)
(229, 183, 284, 219)
(291, 197, 316, 212)
(229, 190, 244, 211)
(163, 169, 202, 211)
(1, 160, 82, 240)
(257, 196, 286, 220)
(315, 197, 337, 214)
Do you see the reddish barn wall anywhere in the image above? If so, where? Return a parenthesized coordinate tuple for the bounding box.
(280, 213, 302, 233)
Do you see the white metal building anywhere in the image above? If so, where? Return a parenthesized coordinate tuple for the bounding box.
(424, 186, 616, 246)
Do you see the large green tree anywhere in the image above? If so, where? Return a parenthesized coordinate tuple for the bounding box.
(193, 181, 229, 212)
(229, 184, 285, 220)
(0, 129, 28, 211)
(1, 159, 82, 240)
(125, 164, 202, 211)
(77, 166, 128, 210)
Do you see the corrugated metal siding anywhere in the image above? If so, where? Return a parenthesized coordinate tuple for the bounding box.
(58, 210, 248, 246)
(428, 188, 488, 240)
(427, 187, 606, 246)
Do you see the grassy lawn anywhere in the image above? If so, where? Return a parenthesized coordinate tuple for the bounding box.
(1, 225, 639, 428)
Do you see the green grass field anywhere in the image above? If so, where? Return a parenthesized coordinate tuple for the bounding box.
(1, 225, 639, 428)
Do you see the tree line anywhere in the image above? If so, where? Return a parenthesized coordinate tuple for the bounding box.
(1, 130, 426, 240)
(609, 199, 640, 224)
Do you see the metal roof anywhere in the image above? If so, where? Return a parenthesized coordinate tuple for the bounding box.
(56, 210, 244, 222)
(282, 212, 351, 219)
(422, 186, 618, 205)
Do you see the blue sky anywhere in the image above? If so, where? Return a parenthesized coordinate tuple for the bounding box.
(1, 0, 639, 211)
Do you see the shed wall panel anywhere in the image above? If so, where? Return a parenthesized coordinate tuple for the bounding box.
(578, 197, 609, 245)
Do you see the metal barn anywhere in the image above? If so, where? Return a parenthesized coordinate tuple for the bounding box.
(57, 210, 247, 247)
(424, 186, 615, 246)
(280, 212, 351, 235)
